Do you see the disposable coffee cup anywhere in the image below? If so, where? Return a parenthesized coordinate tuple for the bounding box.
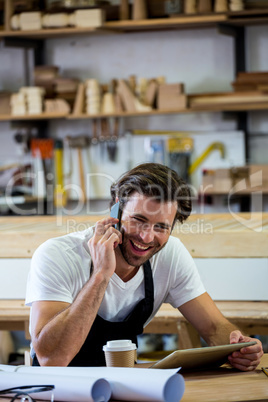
(103, 340, 137, 367)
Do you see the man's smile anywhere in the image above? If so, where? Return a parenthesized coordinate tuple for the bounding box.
(130, 240, 151, 250)
(130, 239, 153, 252)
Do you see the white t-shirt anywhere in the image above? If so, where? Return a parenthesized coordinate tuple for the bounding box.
(26, 227, 206, 330)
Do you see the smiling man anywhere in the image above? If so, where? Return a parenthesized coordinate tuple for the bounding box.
(26, 162, 263, 370)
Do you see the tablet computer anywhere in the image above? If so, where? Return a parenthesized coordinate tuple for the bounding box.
(150, 341, 256, 370)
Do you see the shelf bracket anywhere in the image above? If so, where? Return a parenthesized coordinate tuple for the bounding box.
(218, 24, 248, 162)
(1, 37, 45, 65)
(217, 24, 246, 75)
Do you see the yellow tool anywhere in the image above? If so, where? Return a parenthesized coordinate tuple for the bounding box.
(188, 141, 225, 176)
(167, 137, 193, 153)
(132, 130, 191, 137)
(54, 139, 67, 208)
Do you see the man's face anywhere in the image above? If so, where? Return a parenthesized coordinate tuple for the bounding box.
(118, 192, 177, 268)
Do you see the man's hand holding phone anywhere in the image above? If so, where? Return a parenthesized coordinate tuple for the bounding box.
(88, 217, 122, 280)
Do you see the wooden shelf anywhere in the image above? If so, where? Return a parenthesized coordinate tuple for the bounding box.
(0, 9, 268, 39)
(202, 189, 268, 195)
(190, 102, 268, 112)
(0, 26, 103, 39)
(228, 8, 268, 25)
(1, 101, 268, 123)
(0, 113, 68, 121)
(69, 101, 268, 118)
(0, 15, 228, 39)
(68, 108, 190, 119)
(104, 14, 228, 32)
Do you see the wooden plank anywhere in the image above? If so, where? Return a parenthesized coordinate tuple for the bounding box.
(2, 103, 268, 122)
(182, 363, 268, 402)
(228, 9, 268, 17)
(146, 302, 268, 333)
(0, 15, 228, 39)
(144, 317, 179, 334)
(0, 26, 102, 39)
(146, 302, 268, 348)
(0, 113, 68, 121)
(68, 108, 190, 119)
(4, 0, 13, 31)
(177, 321, 202, 349)
(0, 300, 268, 346)
(105, 14, 228, 31)
(68, 102, 268, 117)
(0, 213, 268, 258)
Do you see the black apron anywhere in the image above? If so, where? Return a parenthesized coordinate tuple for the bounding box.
(33, 259, 154, 367)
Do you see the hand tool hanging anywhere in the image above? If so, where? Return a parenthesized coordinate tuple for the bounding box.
(54, 139, 67, 209)
(65, 135, 91, 203)
(107, 117, 119, 162)
(31, 138, 54, 204)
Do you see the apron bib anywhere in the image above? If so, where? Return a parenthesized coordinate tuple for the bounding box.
(33, 260, 154, 367)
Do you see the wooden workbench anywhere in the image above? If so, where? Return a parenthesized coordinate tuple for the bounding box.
(1, 300, 268, 348)
(0, 213, 268, 346)
(0, 213, 267, 258)
(0, 355, 266, 402)
(181, 353, 268, 402)
(144, 302, 268, 349)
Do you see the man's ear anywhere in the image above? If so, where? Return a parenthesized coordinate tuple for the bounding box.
(115, 196, 119, 203)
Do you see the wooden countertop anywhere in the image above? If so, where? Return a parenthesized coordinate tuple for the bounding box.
(0, 355, 266, 402)
(181, 353, 268, 402)
(1, 300, 268, 341)
(0, 213, 267, 258)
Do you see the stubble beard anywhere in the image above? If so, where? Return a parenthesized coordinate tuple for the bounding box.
(118, 229, 168, 268)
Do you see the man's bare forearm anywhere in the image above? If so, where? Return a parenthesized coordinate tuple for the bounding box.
(33, 271, 109, 366)
(202, 317, 240, 346)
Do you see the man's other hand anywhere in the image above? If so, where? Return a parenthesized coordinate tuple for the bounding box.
(228, 330, 264, 371)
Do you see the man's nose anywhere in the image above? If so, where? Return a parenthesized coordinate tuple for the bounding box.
(139, 224, 154, 243)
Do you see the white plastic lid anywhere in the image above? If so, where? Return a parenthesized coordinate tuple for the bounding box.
(103, 339, 137, 352)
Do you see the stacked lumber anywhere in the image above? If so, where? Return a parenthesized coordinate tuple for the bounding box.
(189, 90, 268, 109)
(232, 71, 268, 92)
(157, 83, 187, 111)
(202, 165, 268, 193)
(21, 87, 44, 115)
(11, 11, 42, 30)
(44, 99, 70, 114)
(53, 77, 79, 107)
(34, 65, 59, 98)
(10, 92, 27, 116)
(11, 9, 105, 31)
(69, 9, 105, 28)
(85, 79, 102, 115)
(0, 92, 11, 115)
(10, 87, 45, 116)
(72, 75, 187, 116)
(34, 65, 79, 109)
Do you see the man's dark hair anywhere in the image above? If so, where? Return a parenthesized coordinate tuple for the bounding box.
(110, 162, 192, 224)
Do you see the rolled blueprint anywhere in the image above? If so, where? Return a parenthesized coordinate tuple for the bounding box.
(0, 371, 111, 402)
(2, 365, 185, 402)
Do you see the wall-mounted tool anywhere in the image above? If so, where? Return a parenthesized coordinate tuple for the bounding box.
(107, 117, 120, 162)
(54, 139, 67, 208)
(31, 138, 54, 201)
(14, 130, 32, 155)
(91, 119, 98, 146)
(144, 138, 166, 165)
(188, 141, 225, 176)
(167, 137, 194, 183)
(66, 135, 91, 203)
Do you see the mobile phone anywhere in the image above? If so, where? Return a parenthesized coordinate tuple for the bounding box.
(110, 202, 122, 230)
